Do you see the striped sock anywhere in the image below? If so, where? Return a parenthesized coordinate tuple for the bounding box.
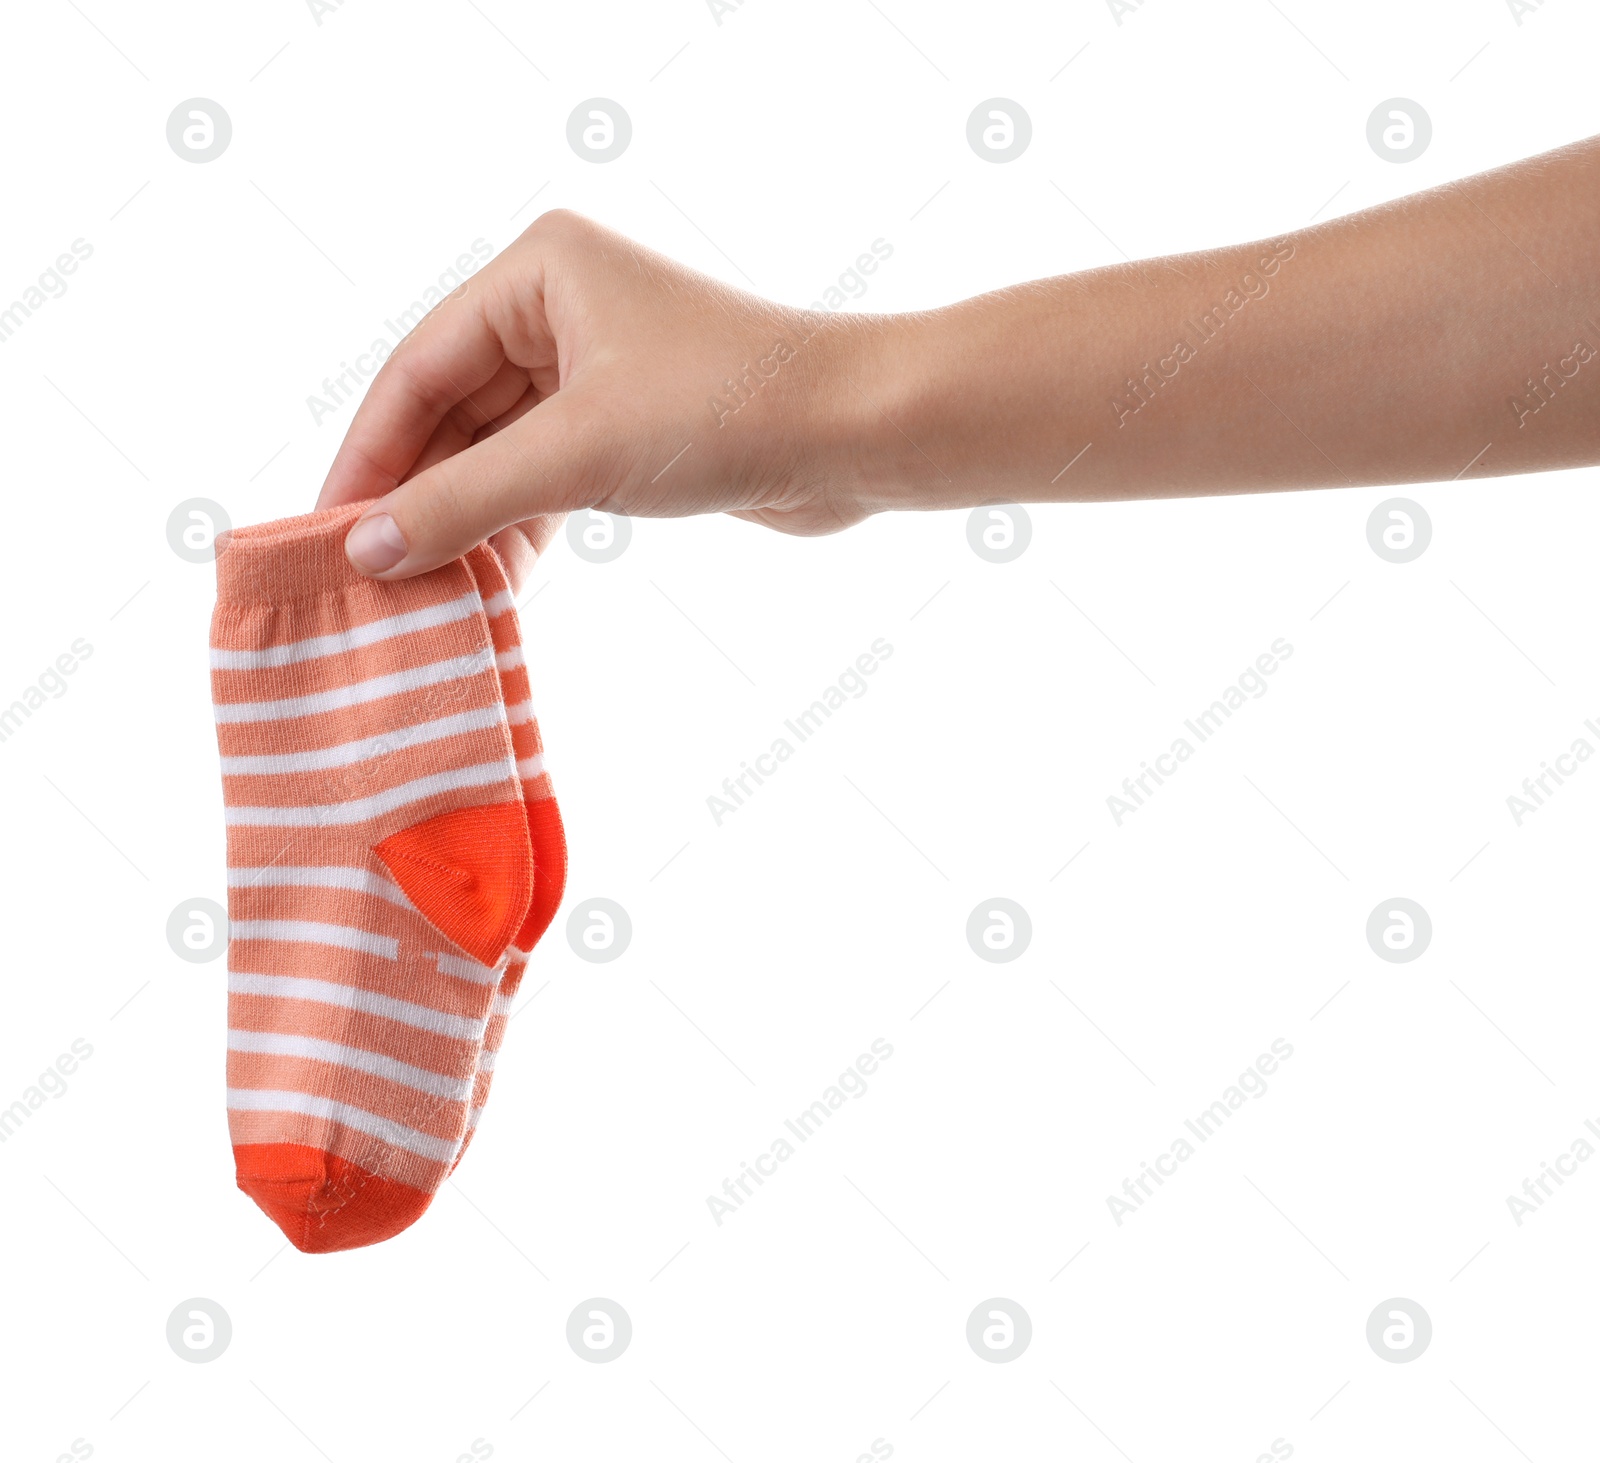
(459, 544, 568, 1156)
(211, 506, 534, 1252)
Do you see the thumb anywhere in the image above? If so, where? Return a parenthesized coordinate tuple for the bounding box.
(342, 394, 596, 579)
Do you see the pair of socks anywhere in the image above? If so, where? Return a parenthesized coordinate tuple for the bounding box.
(210, 504, 566, 1252)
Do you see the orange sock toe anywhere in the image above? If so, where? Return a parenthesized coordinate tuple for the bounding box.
(234, 1143, 434, 1253)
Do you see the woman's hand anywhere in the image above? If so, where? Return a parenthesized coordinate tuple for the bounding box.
(316, 210, 879, 587)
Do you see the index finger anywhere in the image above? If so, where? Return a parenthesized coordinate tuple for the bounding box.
(315, 275, 512, 509)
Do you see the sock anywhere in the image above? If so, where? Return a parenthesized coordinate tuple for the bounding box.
(457, 544, 568, 1156)
(211, 506, 533, 1252)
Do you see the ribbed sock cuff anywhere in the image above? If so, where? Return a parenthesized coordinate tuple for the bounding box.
(214, 503, 372, 606)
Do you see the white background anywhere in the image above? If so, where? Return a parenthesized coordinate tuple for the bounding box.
(2, 0, 1598, 1458)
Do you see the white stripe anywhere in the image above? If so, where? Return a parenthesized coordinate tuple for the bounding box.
(219, 705, 505, 775)
(225, 758, 515, 827)
(229, 971, 484, 1040)
(478, 1049, 499, 1072)
(491, 990, 515, 1017)
(495, 646, 525, 672)
(210, 590, 483, 670)
(227, 864, 412, 909)
(482, 589, 516, 618)
(505, 945, 532, 964)
(214, 649, 493, 724)
(433, 951, 502, 984)
(504, 698, 534, 725)
(227, 1029, 473, 1101)
(230, 919, 398, 960)
(465, 1105, 483, 1131)
(226, 1088, 456, 1162)
(516, 754, 546, 781)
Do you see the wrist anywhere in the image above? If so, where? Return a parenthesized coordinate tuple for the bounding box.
(799, 309, 959, 519)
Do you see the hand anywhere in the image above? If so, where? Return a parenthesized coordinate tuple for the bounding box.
(316, 210, 878, 587)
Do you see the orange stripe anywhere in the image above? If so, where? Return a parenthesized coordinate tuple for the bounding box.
(228, 996, 481, 1075)
(227, 945, 499, 1021)
(226, 882, 407, 930)
(227, 1052, 467, 1139)
(221, 724, 513, 809)
(214, 674, 504, 758)
(211, 626, 492, 707)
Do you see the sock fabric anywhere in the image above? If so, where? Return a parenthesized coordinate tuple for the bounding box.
(458, 544, 568, 1155)
(211, 505, 534, 1252)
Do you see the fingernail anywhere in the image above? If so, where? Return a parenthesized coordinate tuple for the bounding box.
(346, 513, 408, 574)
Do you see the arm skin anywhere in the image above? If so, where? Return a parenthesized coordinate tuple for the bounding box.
(318, 135, 1600, 586)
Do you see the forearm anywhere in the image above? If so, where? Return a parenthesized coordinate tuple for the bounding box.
(842, 137, 1600, 512)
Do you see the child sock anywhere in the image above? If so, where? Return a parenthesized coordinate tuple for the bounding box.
(212, 506, 533, 1252)
(456, 544, 568, 1155)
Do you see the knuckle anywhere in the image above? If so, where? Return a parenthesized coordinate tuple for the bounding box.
(526, 207, 593, 245)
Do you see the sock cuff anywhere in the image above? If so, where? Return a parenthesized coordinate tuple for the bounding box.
(214, 503, 375, 605)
